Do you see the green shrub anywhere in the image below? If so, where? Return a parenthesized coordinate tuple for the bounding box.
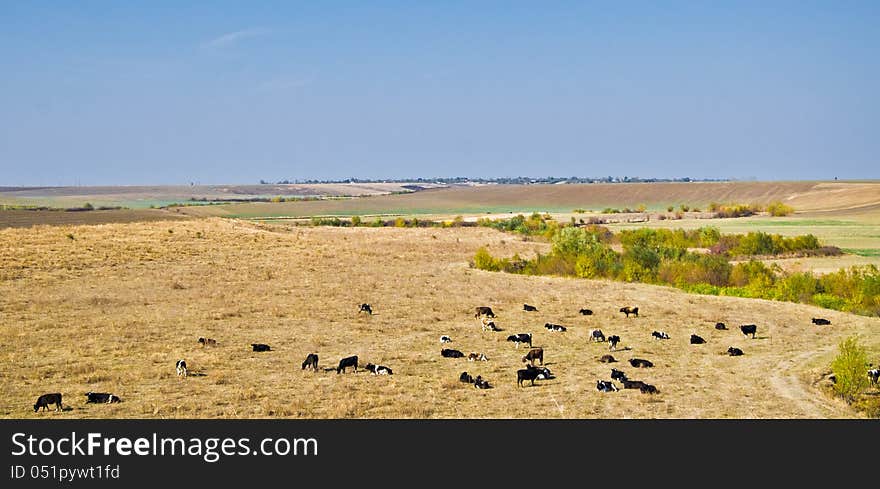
(473, 247, 501, 272)
(830, 336, 869, 402)
(350, 215, 362, 227)
(766, 201, 795, 217)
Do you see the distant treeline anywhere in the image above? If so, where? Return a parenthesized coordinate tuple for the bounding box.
(260, 176, 729, 185)
(0, 203, 124, 212)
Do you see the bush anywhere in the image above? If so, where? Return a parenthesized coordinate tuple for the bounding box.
(350, 215, 362, 227)
(473, 247, 501, 272)
(766, 201, 795, 217)
(830, 336, 870, 402)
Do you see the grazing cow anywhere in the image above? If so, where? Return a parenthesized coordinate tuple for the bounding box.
(473, 376, 493, 389)
(690, 334, 706, 345)
(359, 303, 373, 315)
(474, 306, 495, 318)
(440, 335, 453, 343)
(337, 355, 358, 373)
(868, 369, 880, 385)
(607, 335, 621, 351)
(85, 392, 121, 404)
(176, 359, 187, 377)
(640, 384, 659, 395)
(523, 304, 538, 312)
(460, 372, 474, 384)
(652, 331, 670, 340)
(629, 358, 654, 368)
(301, 353, 319, 371)
(33, 393, 63, 412)
(715, 322, 728, 330)
(727, 347, 744, 357)
(599, 354, 617, 363)
(620, 306, 639, 318)
(589, 329, 606, 342)
(468, 352, 489, 362)
(611, 368, 628, 382)
(441, 348, 465, 358)
(251, 343, 271, 352)
(740, 324, 758, 339)
(521, 348, 544, 366)
(812, 318, 831, 326)
(480, 317, 502, 332)
(596, 380, 619, 392)
(579, 308, 594, 316)
(544, 323, 567, 332)
(198, 337, 217, 347)
(621, 379, 647, 390)
(506, 333, 533, 348)
(516, 366, 554, 387)
(365, 363, 393, 375)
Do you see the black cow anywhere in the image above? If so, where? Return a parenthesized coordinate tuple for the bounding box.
(621, 379, 647, 390)
(441, 348, 465, 358)
(506, 333, 532, 348)
(523, 304, 538, 312)
(629, 358, 654, 368)
(301, 353, 319, 371)
(198, 337, 217, 347)
(690, 334, 706, 345)
(579, 308, 594, 316)
(589, 329, 606, 342)
(522, 348, 544, 366)
(460, 372, 475, 383)
(812, 318, 831, 325)
(599, 354, 617, 363)
(336, 355, 358, 373)
(652, 331, 670, 340)
(359, 303, 373, 315)
(365, 363, 393, 375)
(607, 335, 621, 351)
(85, 392, 121, 404)
(740, 324, 758, 339)
(620, 306, 639, 318)
(596, 380, 619, 392)
(516, 366, 554, 387)
(474, 306, 495, 318)
(473, 375, 493, 389)
(611, 368, 628, 382)
(251, 343, 271, 352)
(727, 347, 744, 357)
(715, 322, 728, 330)
(640, 384, 659, 394)
(34, 393, 63, 412)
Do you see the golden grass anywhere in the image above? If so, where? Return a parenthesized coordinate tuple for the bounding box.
(1, 219, 877, 419)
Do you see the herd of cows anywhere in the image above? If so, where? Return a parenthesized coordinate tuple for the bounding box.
(30, 300, 880, 415)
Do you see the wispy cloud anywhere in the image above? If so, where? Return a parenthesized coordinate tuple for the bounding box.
(200, 28, 271, 50)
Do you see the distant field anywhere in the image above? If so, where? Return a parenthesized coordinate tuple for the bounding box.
(0, 209, 188, 228)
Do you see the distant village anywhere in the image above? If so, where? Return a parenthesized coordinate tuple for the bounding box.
(261, 176, 732, 185)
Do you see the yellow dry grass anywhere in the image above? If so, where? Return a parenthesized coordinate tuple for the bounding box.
(1, 219, 877, 419)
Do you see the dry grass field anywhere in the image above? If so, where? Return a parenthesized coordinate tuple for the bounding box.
(1, 218, 877, 419)
(0, 208, 189, 229)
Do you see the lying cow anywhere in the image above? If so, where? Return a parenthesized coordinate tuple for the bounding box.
(589, 329, 606, 342)
(544, 323, 567, 332)
(440, 335, 453, 343)
(507, 333, 533, 348)
(579, 308, 594, 316)
(727, 347, 744, 356)
(516, 366, 554, 387)
(621, 379, 647, 390)
(473, 375, 493, 389)
(301, 353, 319, 371)
(652, 331, 670, 340)
(690, 334, 706, 345)
(611, 368, 628, 382)
(523, 304, 538, 312)
(812, 318, 831, 326)
(715, 322, 728, 330)
(365, 363, 393, 375)
(198, 337, 217, 347)
(337, 355, 358, 373)
(441, 348, 465, 358)
(85, 392, 121, 404)
(740, 324, 758, 339)
(596, 380, 619, 392)
(34, 393, 63, 412)
(522, 348, 544, 366)
(607, 335, 621, 351)
(640, 384, 660, 395)
(359, 303, 373, 315)
(474, 306, 495, 318)
(620, 306, 639, 318)
(460, 372, 474, 383)
(468, 352, 489, 362)
(599, 354, 617, 363)
(251, 343, 271, 352)
(480, 317, 502, 332)
(629, 358, 654, 368)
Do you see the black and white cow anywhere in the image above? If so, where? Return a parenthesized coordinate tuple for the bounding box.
(589, 329, 606, 342)
(365, 363, 393, 375)
(607, 335, 621, 351)
(652, 331, 670, 340)
(507, 333, 533, 348)
(468, 352, 489, 362)
(516, 366, 554, 387)
(336, 355, 358, 373)
(359, 303, 373, 315)
(473, 375, 493, 389)
(175, 359, 187, 377)
(440, 335, 453, 343)
(544, 323, 567, 332)
(85, 392, 121, 404)
(740, 324, 758, 339)
(611, 368, 628, 382)
(596, 380, 619, 392)
(868, 369, 880, 385)
(34, 393, 63, 412)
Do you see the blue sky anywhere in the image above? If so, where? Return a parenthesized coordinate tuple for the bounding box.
(1, 1, 878, 185)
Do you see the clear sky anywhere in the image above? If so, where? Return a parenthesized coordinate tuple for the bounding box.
(1, 1, 878, 185)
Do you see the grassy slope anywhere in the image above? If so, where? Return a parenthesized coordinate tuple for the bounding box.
(1, 219, 876, 419)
